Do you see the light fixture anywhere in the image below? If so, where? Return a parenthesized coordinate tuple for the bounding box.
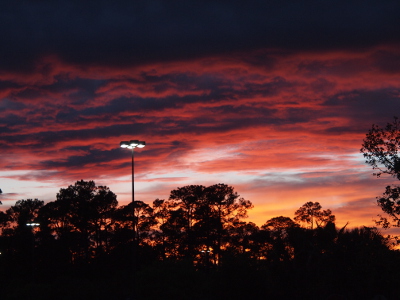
(26, 223, 40, 227)
(120, 140, 146, 149)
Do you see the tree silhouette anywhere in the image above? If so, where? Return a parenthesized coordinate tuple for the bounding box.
(361, 116, 400, 179)
(1, 199, 44, 280)
(200, 183, 253, 265)
(0, 181, 398, 300)
(113, 200, 156, 247)
(361, 117, 400, 227)
(4, 199, 44, 236)
(375, 185, 400, 228)
(41, 180, 118, 262)
(151, 198, 170, 259)
(165, 185, 204, 259)
(263, 216, 299, 233)
(161, 184, 253, 265)
(226, 221, 260, 258)
(261, 216, 299, 262)
(294, 201, 335, 229)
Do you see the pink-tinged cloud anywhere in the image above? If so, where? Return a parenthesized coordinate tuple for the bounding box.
(1, 45, 400, 232)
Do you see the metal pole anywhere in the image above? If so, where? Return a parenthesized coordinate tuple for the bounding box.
(132, 148, 136, 242)
(120, 140, 145, 299)
(132, 147, 136, 299)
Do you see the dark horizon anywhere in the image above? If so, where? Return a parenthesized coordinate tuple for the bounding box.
(0, 180, 398, 299)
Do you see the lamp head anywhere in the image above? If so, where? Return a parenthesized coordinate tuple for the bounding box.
(120, 140, 146, 149)
(120, 141, 130, 148)
(137, 141, 146, 148)
(26, 222, 40, 226)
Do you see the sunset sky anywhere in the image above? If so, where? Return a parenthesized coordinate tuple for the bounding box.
(1, 1, 400, 230)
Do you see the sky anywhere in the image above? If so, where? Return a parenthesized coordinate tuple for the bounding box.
(1, 0, 400, 230)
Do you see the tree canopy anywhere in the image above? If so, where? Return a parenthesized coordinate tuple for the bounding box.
(361, 117, 400, 227)
(361, 116, 400, 179)
(294, 201, 335, 229)
(0, 181, 397, 299)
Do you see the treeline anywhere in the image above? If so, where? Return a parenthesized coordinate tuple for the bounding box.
(0, 180, 399, 300)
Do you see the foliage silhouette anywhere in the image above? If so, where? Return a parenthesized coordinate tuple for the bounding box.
(361, 117, 400, 228)
(294, 201, 335, 229)
(41, 180, 118, 263)
(375, 185, 400, 228)
(157, 184, 253, 267)
(0, 181, 399, 299)
(361, 116, 400, 179)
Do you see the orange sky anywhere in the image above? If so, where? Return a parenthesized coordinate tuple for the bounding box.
(1, 2, 400, 234)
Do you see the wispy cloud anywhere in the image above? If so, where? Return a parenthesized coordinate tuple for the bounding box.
(1, 1, 400, 228)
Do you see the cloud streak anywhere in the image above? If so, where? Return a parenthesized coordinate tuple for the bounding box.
(1, 1, 400, 230)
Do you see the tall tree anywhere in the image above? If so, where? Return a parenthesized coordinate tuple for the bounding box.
(361, 117, 400, 227)
(375, 185, 400, 228)
(162, 184, 253, 265)
(201, 183, 253, 264)
(41, 180, 118, 261)
(2, 199, 44, 271)
(5, 199, 44, 231)
(168, 185, 206, 259)
(361, 116, 400, 179)
(262, 216, 299, 262)
(226, 221, 260, 257)
(113, 200, 156, 246)
(151, 199, 175, 259)
(294, 202, 335, 229)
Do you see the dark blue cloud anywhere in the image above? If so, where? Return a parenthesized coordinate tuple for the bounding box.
(372, 50, 400, 74)
(1, 0, 399, 72)
(323, 88, 400, 132)
(0, 99, 26, 112)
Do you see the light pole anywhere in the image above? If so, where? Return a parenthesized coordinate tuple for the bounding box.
(120, 139, 145, 299)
